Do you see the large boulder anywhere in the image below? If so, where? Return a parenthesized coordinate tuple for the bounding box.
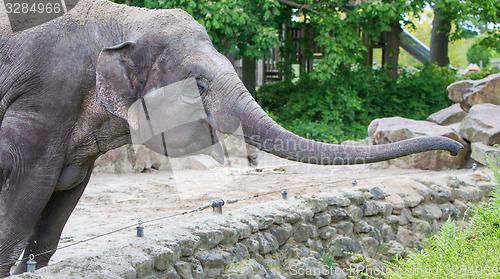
(459, 103, 500, 145)
(368, 117, 469, 170)
(470, 142, 500, 166)
(448, 73, 500, 112)
(427, 103, 467, 125)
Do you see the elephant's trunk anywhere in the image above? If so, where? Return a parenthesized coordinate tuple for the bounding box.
(234, 92, 463, 165)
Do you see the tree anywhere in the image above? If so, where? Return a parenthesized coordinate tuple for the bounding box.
(427, 0, 500, 66)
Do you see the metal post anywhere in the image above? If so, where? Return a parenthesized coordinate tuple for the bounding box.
(136, 220, 144, 237)
(26, 254, 36, 273)
(281, 189, 288, 200)
(211, 200, 224, 214)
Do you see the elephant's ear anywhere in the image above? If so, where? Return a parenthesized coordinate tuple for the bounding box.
(95, 41, 147, 122)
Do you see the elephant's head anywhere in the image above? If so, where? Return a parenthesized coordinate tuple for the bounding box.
(95, 11, 464, 165)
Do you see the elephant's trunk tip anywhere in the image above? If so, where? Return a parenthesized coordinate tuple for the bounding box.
(448, 140, 464, 156)
(446, 138, 464, 156)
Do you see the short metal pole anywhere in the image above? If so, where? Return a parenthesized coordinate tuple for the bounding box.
(281, 189, 288, 200)
(136, 220, 144, 237)
(211, 200, 224, 214)
(26, 254, 36, 273)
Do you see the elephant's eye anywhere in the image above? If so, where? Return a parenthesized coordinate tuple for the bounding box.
(196, 77, 209, 95)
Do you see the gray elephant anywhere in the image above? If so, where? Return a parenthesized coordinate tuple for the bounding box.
(0, 0, 463, 276)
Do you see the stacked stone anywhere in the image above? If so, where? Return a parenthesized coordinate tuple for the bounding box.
(14, 170, 494, 279)
(368, 73, 500, 170)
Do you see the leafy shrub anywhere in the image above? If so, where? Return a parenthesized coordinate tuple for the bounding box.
(254, 64, 462, 143)
(467, 42, 493, 67)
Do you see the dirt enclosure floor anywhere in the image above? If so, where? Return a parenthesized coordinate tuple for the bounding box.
(49, 151, 490, 266)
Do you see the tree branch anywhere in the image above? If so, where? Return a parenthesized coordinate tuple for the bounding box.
(277, 0, 325, 18)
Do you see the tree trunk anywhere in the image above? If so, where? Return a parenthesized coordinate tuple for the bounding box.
(430, 7, 451, 67)
(382, 23, 402, 76)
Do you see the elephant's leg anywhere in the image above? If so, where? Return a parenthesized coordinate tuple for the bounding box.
(13, 165, 93, 275)
(0, 178, 55, 277)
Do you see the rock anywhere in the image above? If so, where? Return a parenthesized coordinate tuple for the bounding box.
(395, 226, 412, 247)
(294, 223, 314, 242)
(423, 204, 443, 220)
(306, 197, 328, 213)
(341, 190, 366, 205)
(269, 224, 293, 246)
(298, 209, 315, 222)
(411, 205, 427, 219)
(284, 212, 302, 224)
(368, 117, 468, 170)
(453, 186, 483, 202)
(403, 193, 424, 208)
(447, 73, 500, 112)
(178, 235, 201, 257)
(384, 240, 406, 258)
(324, 195, 351, 207)
(330, 208, 348, 222)
(334, 221, 354, 236)
(151, 247, 179, 272)
(318, 226, 337, 240)
(377, 202, 393, 216)
(314, 212, 332, 228)
(331, 236, 360, 258)
(257, 232, 279, 254)
(193, 230, 224, 249)
(471, 142, 500, 166)
(386, 215, 400, 225)
(355, 221, 373, 233)
(94, 145, 134, 173)
(381, 224, 395, 242)
(346, 206, 363, 222)
(370, 187, 386, 200)
(219, 227, 239, 246)
(459, 104, 500, 145)
(197, 253, 225, 278)
(360, 237, 379, 257)
(174, 262, 193, 279)
(416, 220, 432, 235)
(363, 201, 381, 216)
(429, 184, 453, 204)
(256, 216, 274, 230)
(427, 103, 467, 125)
(385, 194, 405, 214)
(190, 259, 204, 279)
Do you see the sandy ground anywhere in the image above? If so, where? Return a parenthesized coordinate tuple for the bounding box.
(48, 151, 489, 265)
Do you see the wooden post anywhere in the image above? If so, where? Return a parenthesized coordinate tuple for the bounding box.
(242, 57, 256, 93)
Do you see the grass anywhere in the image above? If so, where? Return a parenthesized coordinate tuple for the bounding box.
(378, 154, 500, 279)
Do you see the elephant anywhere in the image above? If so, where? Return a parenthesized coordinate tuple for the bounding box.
(0, 0, 463, 276)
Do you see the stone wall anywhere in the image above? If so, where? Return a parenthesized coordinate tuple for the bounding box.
(13, 170, 495, 279)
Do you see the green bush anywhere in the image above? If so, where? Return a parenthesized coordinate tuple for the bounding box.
(467, 42, 493, 67)
(380, 154, 500, 279)
(254, 64, 460, 143)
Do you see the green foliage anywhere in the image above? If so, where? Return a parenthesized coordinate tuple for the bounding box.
(382, 154, 500, 279)
(467, 42, 493, 67)
(112, 0, 281, 59)
(254, 64, 459, 143)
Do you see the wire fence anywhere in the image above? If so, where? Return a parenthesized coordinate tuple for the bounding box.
(1, 167, 474, 273)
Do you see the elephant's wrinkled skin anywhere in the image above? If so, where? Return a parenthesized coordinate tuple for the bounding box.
(0, 0, 463, 276)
